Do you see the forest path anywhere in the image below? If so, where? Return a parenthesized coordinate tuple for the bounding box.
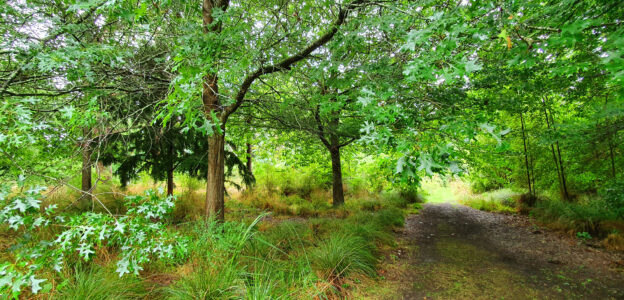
(382, 203, 624, 299)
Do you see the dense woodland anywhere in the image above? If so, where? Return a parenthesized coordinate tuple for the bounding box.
(1, 0, 623, 298)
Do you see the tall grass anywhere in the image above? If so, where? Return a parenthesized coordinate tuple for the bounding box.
(308, 234, 377, 281)
(54, 267, 146, 300)
(460, 188, 520, 214)
(531, 197, 620, 235)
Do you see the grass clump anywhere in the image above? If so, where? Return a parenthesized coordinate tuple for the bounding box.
(54, 267, 147, 300)
(166, 264, 244, 300)
(308, 233, 377, 282)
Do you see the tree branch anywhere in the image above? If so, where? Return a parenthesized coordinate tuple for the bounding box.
(221, 0, 365, 121)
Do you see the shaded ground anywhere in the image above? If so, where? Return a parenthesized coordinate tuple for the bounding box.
(371, 203, 624, 299)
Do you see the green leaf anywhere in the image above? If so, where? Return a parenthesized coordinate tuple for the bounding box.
(29, 276, 45, 294)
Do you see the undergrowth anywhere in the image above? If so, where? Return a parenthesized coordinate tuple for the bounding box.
(18, 164, 417, 299)
(459, 185, 624, 250)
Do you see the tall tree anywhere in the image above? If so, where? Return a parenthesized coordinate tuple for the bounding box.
(165, 0, 368, 220)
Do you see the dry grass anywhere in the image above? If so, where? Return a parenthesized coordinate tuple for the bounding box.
(602, 233, 624, 251)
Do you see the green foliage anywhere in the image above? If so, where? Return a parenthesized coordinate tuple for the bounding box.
(0, 184, 185, 297)
(460, 188, 520, 214)
(600, 181, 624, 219)
(531, 198, 620, 235)
(576, 231, 592, 241)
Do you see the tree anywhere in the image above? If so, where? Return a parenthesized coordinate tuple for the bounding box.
(162, 0, 369, 220)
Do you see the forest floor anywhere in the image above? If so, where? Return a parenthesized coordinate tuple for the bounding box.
(360, 203, 624, 299)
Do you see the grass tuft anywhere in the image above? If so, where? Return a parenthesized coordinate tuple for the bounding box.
(54, 267, 146, 300)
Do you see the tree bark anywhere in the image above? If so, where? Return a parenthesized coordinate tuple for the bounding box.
(81, 128, 92, 207)
(330, 147, 345, 207)
(167, 168, 174, 196)
(246, 142, 253, 175)
(167, 142, 175, 196)
(202, 0, 228, 221)
(520, 112, 533, 195)
(202, 70, 226, 220)
(205, 131, 226, 221)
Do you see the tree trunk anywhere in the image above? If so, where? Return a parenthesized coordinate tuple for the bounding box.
(167, 168, 174, 196)
(609, 139, 616, 178)
(202, 0, 228, 221)
(554, 140, 570, 200)
(548, 107, 570, 201)
(167, 142, 175, 196)
(81, 128, 92, 207)
(542, 100, 564, 196)
(520, 112, 532, 195)
(330, 147, 345, 207)
(246, 142, 253, 175)
(205, 131, 226, 221)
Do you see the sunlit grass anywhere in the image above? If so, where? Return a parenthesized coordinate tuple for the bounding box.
(421, 177, 467, 204)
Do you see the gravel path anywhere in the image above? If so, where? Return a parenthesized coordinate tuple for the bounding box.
(394, 203, 624, 299)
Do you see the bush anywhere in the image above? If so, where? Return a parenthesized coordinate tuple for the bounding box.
(531, 198, 619, 235)
(601, 181, 624, 218)
(398, 189, 423, 204)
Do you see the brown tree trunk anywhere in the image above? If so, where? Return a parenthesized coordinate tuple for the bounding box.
(520, 112, 532, 195)
(246, 142, 252, 175)
(205, 132, 226, 220)
(554, 140, 570, 200)
(330, 146, 345, 207)
(202, 0, 229, 221)
(81, 128, 92, 207)
(167, 168, 174, 196)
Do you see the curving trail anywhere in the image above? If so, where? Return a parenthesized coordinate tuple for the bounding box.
(386, 203, 624, 299)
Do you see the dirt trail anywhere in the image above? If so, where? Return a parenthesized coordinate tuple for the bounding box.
(386, 203, 624, 299)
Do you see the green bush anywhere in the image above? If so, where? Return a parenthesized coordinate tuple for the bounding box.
(531, 198, 619, 234)
(601, 181, 624, 218)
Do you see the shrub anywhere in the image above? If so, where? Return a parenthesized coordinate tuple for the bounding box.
(601, 181, 624, 218)
(531, 198, 619, 235)
(398, 189, 423, 204)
